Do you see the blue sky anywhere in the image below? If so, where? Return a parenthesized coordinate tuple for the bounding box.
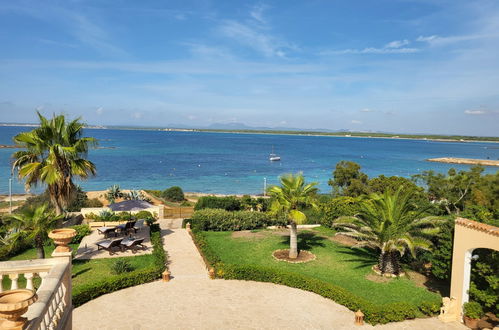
(0, 0, 498, 136)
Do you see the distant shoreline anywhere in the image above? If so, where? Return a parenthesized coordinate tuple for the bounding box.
(1, 123, 499, 144)
(427, 157, 499, 167)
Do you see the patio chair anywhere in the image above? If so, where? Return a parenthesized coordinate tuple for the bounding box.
(97, 226, 117, 238)
(117, 221, 138, 236)
(121, 238, 146, 253)
(96, 238, 124, 255)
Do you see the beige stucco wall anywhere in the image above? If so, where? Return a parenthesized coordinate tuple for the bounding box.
(448, 218, 499, 320)
(80, 206, 162, 218)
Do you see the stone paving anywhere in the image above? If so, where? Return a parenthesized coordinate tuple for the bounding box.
(75, 222, 151, 260)
(73, 219, 466, 330)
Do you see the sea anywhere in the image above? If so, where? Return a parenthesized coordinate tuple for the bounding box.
(1, 126, 498, 195)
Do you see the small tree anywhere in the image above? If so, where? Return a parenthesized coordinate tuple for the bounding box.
(5, 204, 63, 259)
(268, 173, 318, 259)
(334, 188, 443, 275)
(328, 161, 369, 197)
(163, 186, 185, 202)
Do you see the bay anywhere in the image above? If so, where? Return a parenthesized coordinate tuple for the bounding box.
(1, 126, 498, 195)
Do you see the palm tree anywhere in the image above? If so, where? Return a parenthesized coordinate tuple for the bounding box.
(334, 188, 443, 275)
(12, 112, 97, 216)
(5, 204, 63, 259)
(268, 173, 318, 259)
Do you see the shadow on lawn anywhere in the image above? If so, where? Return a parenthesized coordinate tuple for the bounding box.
(336, 246, 378, 270)
(72, 267, 92, 278)
(279, 232, 326, 251)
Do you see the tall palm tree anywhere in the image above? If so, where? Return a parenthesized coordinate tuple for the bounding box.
(5, 204, 63, 259)
(268, 173, 318, 259)
(12, 112, 97, 216)
(334, 188, 443, 275)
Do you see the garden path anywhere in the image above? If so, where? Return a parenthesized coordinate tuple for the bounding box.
(73, 219, 466, 330)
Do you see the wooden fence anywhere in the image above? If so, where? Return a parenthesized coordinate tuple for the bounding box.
(163, 206, 195, 219)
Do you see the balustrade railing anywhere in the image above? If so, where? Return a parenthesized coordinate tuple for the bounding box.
(0, 252, 72, 329)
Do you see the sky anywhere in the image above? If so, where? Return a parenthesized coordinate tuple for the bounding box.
(0, 0, 499, 136)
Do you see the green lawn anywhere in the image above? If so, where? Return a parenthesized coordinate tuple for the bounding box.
(203, 227, 441, 306)
(2, 245, 156, 292)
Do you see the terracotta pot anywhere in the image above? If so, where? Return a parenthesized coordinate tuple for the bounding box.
(463, 316, 479, 329)
(0, 289, 37, 329)
(48, 228, 77, 252)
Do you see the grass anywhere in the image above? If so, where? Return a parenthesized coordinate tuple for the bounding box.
(2, 244, 156, 293)
(202, 227, 441, 306)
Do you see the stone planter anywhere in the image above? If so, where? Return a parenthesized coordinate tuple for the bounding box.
(49, 228, 77, 252)
(0, 289, 37, 329)
(463, 316, 479, 329)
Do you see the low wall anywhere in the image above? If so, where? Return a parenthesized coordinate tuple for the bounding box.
(80, 206, 163, 218)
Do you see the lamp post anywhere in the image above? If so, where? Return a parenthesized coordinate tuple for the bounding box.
(263, 177, 267, 196)
(9, 177, 12, 214)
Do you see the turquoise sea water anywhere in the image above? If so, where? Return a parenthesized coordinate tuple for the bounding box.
(1, 126, 498, 195)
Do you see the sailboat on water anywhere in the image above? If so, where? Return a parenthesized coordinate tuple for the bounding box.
(269, 146, 281, 161)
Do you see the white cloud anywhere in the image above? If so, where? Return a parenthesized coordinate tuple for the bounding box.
(385, 39, 409, 48)
(360, 108, 374, 112)
(131, 112, 143, 119)
(218, 20, 293, 57)
(187, 114, 197, 120)
(351, 120, 362, 124)
(464, 109, 486, 115)
(96, 107, 103, 115)
(249, 4, 269, 24)
(416, 35, 438, 43)
(416, 33, 499, 47)
(323, 39, 418, 55)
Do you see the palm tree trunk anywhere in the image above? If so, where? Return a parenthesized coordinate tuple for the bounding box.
(289, 221, 298, 259)
(36, 236, 45, 259)
(389, 251, 400, 275)
(379, 251, 400, 275)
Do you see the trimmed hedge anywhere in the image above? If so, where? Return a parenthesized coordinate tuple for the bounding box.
(69, 225, 91, 244)
(72, 223, 166, 307)
(194, 196, 242, 211)
(191, 230, 440, 325)
(189, 209, 279, 231)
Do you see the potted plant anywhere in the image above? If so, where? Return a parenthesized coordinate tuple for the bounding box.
(463, 301, 483, 329)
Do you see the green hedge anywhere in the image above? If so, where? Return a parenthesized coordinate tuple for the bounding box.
(72, 223, 166, 307)
(189, 209, 280, 231)
(191, 230, 440, 325)
(194, 196, 242, 211)
(69, 225, 91, 244)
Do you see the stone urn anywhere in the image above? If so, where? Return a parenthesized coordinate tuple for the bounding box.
(0, 289, 37, 329)
(49, 228, 77, 252)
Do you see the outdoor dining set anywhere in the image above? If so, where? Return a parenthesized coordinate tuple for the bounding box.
(96, 220, 147, 255)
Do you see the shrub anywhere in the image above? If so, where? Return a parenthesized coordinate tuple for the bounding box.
(110, 259, 134, 274)
(190, 230, 440, 325)
(70, 225, 91, 244)
(194, 196, 242, 211)
(463, 301, 484, 319)
(134, 211, 154, 219)
(163, 186, 185, 202)
(85, 198, 103, 208)
(190, 209, 277, 231)
(72, 224, 167, 307)
(319, 196, 360, 228)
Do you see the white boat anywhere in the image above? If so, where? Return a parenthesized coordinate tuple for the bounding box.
(269, 146, 281, 161)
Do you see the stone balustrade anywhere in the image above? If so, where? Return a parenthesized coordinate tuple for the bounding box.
(0, 256, 72, 330)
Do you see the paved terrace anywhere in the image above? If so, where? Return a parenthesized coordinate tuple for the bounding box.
(73, 219, 466, 330)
